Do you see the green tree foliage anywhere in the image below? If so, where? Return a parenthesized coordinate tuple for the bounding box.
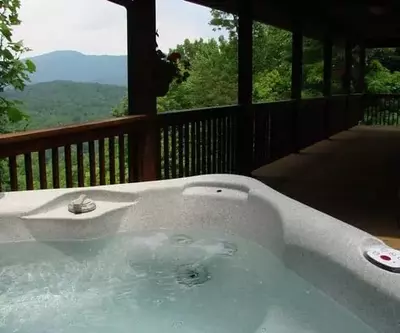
(0, 0, 35, 127)
(366, 60, 400, 94)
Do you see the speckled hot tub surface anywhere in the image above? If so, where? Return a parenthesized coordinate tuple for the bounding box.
(0, 175, 398, 333)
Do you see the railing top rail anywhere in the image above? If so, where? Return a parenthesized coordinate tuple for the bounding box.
(159, 104, 238, 116)
(157, 105, 239, 125)
(0, 115, 148, 158)
(365, 93, 400, 97)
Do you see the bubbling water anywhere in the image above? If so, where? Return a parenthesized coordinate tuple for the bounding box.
(0, 230, 377, 333)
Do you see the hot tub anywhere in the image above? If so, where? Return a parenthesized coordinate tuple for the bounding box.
(0, 175, 398, 333)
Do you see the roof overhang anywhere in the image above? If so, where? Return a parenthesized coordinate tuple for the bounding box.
(185, 0, 400, 47)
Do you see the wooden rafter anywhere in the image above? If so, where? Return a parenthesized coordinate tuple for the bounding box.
(107, 0, 133, 7)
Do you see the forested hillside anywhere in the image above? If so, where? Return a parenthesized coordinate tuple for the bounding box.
(2, 81, 126, 129)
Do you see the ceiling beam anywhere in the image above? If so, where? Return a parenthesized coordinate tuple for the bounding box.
(107, 0, 132, 7)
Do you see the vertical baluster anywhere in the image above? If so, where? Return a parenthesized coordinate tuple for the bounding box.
(128, 132, 139, 183)
(88, 141, 96, 186)
(163, 126, 170, 179)
(64, 145, 73, 188)
(226, 115, 231, 172)
(157, 128, 163, 180)
(390, 97, 394, 125)
(118, 135, 125, 183)
(230, 114, 236, 172)
(201, 119, 206, 174)
(38, 150, 47, 189)
(397, 98, 400, 125)
(127, 133, 134, 183)
(77, 143, 84, 187)
(178, 124, 183, 178)
(386, 97, 389, 125)
(98, 139, 106, 185)
(190, 122, 196, 176)
(196, 121, 201, 175)
(24, 153, 33, 190)
(184, 123, 190, 177)
(171, 125, 177, 178)
(109, 137, 116, 184)
(221, 116, 227, 172)
(211, 118, 216, 173)
(393, 97, 396, 125)
(217, 117, 223, 173)
(51, 148, 60, 189)
(206, 118, 211, 174)
(8, 156, 18, 191)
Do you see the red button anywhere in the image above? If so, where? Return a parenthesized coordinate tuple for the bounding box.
(380, 255, 391, 261)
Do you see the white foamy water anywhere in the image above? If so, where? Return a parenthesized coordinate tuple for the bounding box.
(0, 231, 376, 333)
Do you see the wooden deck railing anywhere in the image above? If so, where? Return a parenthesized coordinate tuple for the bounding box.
(362, 94, 400, 125)
(157, 105, 239, 179)
(0, 94, 365, 191)
(0, 115, 148, 191)
(252, 94, 363, 169)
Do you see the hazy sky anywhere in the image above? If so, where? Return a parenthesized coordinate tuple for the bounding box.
(14, 0, 219, 57)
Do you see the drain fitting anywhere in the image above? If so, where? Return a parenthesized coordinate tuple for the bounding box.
(176, 264, 210, 286)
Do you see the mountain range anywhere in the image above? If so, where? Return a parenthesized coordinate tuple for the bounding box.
(28, 50, 128, 86)
(0, 51, 130, 130)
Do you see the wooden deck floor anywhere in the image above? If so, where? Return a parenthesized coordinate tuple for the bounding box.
(252, 126, 400, 249)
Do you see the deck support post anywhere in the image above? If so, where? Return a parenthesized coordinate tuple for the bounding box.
(344, 40, 353, 128)
(357, 43, 366, 123)
(237, 0, 253, 175)
(323, 35, 332, 138)
(344, 40, 352, 95)
(323, 36, 333, 97)
(358, 44, 366, 94)
(291, 26, 303, 151)
(126, 0, 158, 181)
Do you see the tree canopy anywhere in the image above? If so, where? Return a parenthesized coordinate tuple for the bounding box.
(0, 0, 36, 132)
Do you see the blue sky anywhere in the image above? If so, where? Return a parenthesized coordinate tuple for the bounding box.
(14, 0, 220, 57)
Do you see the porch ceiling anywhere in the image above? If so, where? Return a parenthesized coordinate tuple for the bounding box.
(186, 0, 400, 47)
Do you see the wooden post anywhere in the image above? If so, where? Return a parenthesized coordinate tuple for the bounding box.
(323, 36, 332, 97)
(323, 36, 332, 138)
(126, 0, 158, 181)
(358, 44, 366, 93)
(343, 40, 352, 128)
(291, 26, 303, 151)
(236, 0, 253, 175)
(357, 43, 366, 123)
(344, 40, 352, 95)
(291, 29, 303, 100)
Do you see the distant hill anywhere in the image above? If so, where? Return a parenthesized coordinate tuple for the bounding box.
(28, 51, 127, 86)
(2, 81, 126, 129)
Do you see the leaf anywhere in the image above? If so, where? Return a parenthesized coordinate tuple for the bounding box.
(2, 49, 14, 60)
(0, 23, 12, 41)
(25, 59, 36, 73)
(7, 106, 25, 123)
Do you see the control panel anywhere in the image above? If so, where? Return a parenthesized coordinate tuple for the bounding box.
(365, 245, 400, 273)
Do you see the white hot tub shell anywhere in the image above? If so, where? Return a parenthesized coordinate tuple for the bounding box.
(0, 174, 399, 332)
